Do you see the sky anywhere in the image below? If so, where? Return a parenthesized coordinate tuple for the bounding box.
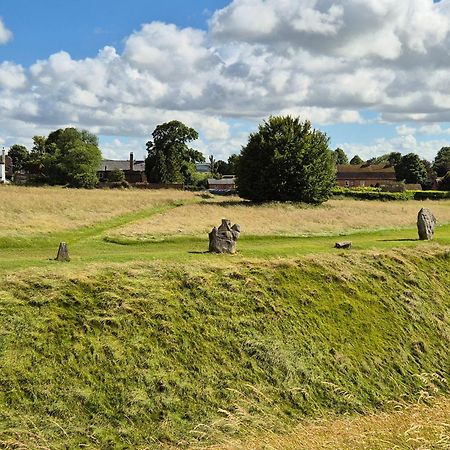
(1, 0, 450, 162)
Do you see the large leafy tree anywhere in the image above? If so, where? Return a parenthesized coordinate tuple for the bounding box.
(26, 128, 102, 188)
(145, 121, 203, 184)
(333, 148, 348, 165)
(433, 147, 450, 177)
(350, 155, 364, 165)
(8, 144, 29, 171)
(236, 116, 335, 203)
(395, 153, 428, 186)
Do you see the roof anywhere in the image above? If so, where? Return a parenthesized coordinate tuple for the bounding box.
(208, 178, 236, 185)
(195, 163, 211, 173)
(337, 164, 396, 180)
(98, 159, 145, 172)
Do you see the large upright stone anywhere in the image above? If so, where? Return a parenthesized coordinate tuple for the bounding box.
(209, 219, 241, 254)
(417, 208, 436, 240)
(55, 242, 70, 261)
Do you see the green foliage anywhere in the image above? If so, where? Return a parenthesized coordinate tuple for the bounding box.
(237, 116, 335, 203)
(24, 129, 102, 188)
(439, 171, 450, 191)
(216, 154, 239, 176)
(108, 169, 125, 182)
(350, 155, 364, 165)
(333, 147, 348, 165)
(332, 187, 450, 201)
(145, 120, 201, 184)
(332, 187, 414, 201)
(433, 147, 450, 177)
(0, 250, 449, 447)
(367, 152, 402, 167)
(413, 189, 450, 200)
(395, 153, 428, 186)
(8, 144, 29, 172)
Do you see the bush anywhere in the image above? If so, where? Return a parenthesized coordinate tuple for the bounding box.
(237, 116, 335, 203)
(332, 187, 414, 201)
(108, 169, 125, 182)
(413, 190, 450, 200)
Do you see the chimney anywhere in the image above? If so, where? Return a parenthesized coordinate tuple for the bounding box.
(129, 152, 134, 171)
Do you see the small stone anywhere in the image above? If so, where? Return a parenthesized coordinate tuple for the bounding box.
(209, 219, 241, 254)
(417, 208, 437, 240)
(335, 241, 352, 249)
(55, 242, 70, 261)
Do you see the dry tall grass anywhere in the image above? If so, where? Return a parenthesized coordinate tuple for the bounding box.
(200, 397, 450, 450)
(0, 186, 196, 237)
(111, 198, 450, 238)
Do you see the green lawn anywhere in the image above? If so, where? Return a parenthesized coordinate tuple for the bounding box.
(0, 200, 448, 272)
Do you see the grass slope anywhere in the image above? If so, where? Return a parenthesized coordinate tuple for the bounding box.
(0, 247, 449, 448)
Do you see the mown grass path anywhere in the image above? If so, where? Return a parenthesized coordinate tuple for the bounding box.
(0, 196, 449, 272)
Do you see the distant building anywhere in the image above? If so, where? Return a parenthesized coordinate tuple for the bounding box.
(336, 164, 397, 187)
(0, 149, 12, 183)
(208, 177, 236, 193)
(98, 152, 146, 183)
(195, 163, 211, 173)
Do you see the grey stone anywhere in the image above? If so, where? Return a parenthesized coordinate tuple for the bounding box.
(417, 208, 437, 240)
(209, 219, 241, 254)
(335, 241, 352, 249)
(55, 242, 70, 261)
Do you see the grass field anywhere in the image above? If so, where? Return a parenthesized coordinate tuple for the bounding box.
(108, 198, 450, 239)
(205, 397, 450, 449)
(0, 185, 197, 237)
(0, 185, 449, 449)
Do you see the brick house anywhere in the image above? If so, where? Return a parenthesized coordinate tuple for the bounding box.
(208, 176, 236, 192)
(336, 164, 397, 188)
(98, 152, 147, 184)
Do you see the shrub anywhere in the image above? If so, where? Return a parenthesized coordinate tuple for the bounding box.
(237, 116, 335, 203)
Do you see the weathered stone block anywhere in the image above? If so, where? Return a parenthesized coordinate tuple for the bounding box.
(417, 208, 436, 240)
(209, 219, 241, 254)
(335, 241, 352, 249)
(55, 242, 70, 261)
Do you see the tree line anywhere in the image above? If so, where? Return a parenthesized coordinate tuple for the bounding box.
(6, 117, 450, 199)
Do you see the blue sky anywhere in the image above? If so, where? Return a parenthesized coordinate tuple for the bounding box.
(1, 0, 450, 162)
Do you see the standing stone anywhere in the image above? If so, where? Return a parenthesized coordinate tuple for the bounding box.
(417, 208, 437, 240)
(55, 242, 70, 261)
(209, 219, 241, 254)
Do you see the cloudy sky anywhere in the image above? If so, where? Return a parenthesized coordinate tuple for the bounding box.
(1, 0, 450, 161)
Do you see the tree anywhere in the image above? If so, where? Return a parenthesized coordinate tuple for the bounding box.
(350, 155, 364, 165)
(433, 147, 450, 177)
(145, 120, 201, 184)
(387, 152, 402, 167)
(26, 128, 102, 188)
(333, 148, 348, 165)
(439, 171, 450, 191)
(236, 116, 335, 203)
(421, 159, 437, 190)
(395, 153, 428, 186)
(8, 144, 29, 172)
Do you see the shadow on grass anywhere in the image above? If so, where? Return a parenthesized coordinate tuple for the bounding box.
(188, 251, 209, 254)
(378, 238, 418, 242)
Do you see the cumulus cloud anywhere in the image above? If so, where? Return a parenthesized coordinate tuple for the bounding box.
(1, 1, 450, 157)
(0, 18, 12, 45)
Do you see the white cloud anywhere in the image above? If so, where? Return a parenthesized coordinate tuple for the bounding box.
(0, 18, 12, 45)
(1, 1, 450, 158)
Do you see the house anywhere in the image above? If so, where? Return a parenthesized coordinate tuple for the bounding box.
(0, 149, 13, 183)
(195, 163, 211, 173)
(98, 152, 146, 184)
(336, 164, 397, 188)
(208, 176, 236, 193)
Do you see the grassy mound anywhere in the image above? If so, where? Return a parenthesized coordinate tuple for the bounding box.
(0, 248, 449, 448)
